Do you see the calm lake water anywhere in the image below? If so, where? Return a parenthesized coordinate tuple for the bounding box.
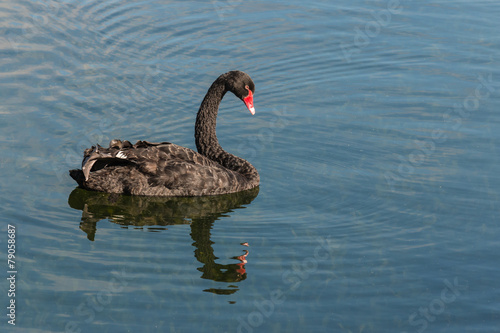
(1, 1, 499, 332)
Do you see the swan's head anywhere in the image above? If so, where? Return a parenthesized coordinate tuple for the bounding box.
(224, 71, 256, 115)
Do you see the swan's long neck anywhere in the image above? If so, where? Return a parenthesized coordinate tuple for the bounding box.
(195, 78, 259, 186)
(195, 78, 225, 155)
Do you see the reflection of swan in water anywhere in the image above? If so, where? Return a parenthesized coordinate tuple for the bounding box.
(68, 187, 259, 294)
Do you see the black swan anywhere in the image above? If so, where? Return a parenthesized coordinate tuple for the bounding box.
(69, 70, 259, 196)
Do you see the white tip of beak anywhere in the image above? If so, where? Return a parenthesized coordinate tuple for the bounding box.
(249, 107, 255, 115)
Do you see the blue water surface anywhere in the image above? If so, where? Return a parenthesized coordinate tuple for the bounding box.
(1, 1, 499, 332)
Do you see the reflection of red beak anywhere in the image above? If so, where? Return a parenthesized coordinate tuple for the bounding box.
(236, 263, 246, 275)
(243, 90, 255, 115)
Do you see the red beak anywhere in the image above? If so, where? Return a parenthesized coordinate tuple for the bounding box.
(243, 90, 255, 115)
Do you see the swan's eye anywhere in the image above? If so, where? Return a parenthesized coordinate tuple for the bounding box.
(245, 85, 249, 91)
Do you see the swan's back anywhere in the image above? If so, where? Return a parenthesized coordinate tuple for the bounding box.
(70, 140, 255, 196)
(70, 140, 253, 196)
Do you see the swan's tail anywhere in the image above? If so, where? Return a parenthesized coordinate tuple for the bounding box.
(69, 169, 85, 187)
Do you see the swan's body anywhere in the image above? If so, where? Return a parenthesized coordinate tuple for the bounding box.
(69, 71, 259, 196)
